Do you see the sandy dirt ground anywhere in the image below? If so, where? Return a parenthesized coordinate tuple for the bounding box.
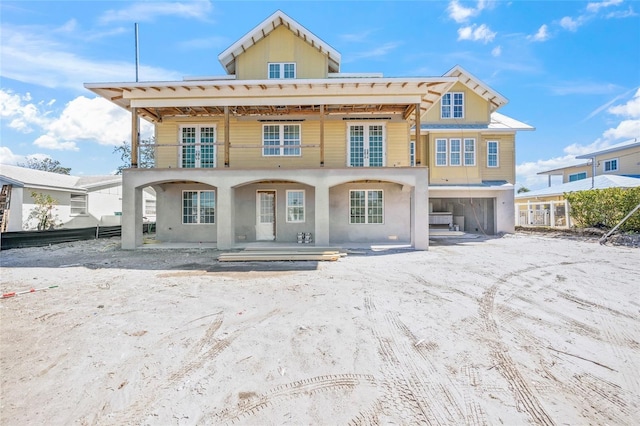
(1, 233, 639, 425)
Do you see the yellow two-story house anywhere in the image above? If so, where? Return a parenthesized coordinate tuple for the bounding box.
(85, 10, 533, 249)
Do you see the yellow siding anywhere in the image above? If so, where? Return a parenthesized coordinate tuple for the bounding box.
(323, 121, 347, 168)
(562, 165, 591, 183)
(237, 26, 328, 80)
(480, 135, 515, 183)
(386, 122, 411, 167)
(595, 146, 640, 176)
(427, 133, 482, 184)
(155, 118, 225, 168)
(423, 82, 490, 124)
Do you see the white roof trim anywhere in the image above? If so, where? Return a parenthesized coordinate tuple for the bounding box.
(576, 139, 640, 159)
(218, 10, 341, 75)
(444, 65, 508, 111)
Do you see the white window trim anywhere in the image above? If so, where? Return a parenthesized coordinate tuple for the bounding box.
(182, 190, 216, 225)
(441, 92, 464, 119)
(409, 141, 415, 167)
(268, 62, 296, 79)
(435, 138, 448, 166)
(346, 122, 387, 167)
(450, 138, 462, 166)
(464, 138, 476, 166)
(603, 158, 619, 172)
(70, 193, 88, 216)
(349, 189, 384, 225)
(179, 124, 217, 168)
(487, 140, 499, 168)
(285, 190, 305, 223)
(262, 123, 302, 157)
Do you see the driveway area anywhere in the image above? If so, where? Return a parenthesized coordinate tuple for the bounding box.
(1, 234, 638, 425)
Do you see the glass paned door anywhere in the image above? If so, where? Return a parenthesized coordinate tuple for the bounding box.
(348, 124, 384, 167)
(256, 191, 276, 241)
(181, 126, 216, 168)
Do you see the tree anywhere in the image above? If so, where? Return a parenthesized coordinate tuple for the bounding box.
(26, 191, 60, 230)
(113, 137, 156, 174)
(517, 186, 531, 194)
(18, 158, 71, 175)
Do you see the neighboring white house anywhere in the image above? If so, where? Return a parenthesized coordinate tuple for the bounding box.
(0, 165, 156, 232)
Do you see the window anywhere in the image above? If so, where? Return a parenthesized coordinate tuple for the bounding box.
(409, 141, 415, 166)
(569, 172, 587, 182)
(144, 199, 156, 216)
(436, 139, 447, 166)
(603, 158, 618, 172)
(180, 125, 216, 168)
(349, 190, 383, 224)
(348, 123, 385, 167)
(263, 124, 301, 156)
(286, 190, 305, 222)
(464, 138, 476, 166)
(487, 141, 499, 168)
(268, 62, 296, 79)
(70, 193, 87, 215)
(441, 92, 464, 119)
(182, 190, 215, 224)
(450, 139, 461, 166)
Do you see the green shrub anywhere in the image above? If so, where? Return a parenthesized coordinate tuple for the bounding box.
(565, 187, 640, 231)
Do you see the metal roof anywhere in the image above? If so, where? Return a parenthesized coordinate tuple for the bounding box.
(515, 174, 640, 199)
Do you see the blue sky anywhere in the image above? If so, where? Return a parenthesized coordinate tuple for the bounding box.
(1, 0, 639, 189)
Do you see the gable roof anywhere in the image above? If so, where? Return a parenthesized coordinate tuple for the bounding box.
(218, 10, 341, 75)
(0, 164, 120, 192)
(444, 65, 508, 112)
(575, 138, 640, 159)
(515, 174, 640, 199)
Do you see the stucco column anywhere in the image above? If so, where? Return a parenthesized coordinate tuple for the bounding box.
(121, 179, 143, 249)
(413, 176, 429, 250)
(216, 185, 234, 249)
(314, 183, 330, 246)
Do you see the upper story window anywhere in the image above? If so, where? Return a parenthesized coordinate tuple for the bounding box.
(268, 62, 296, 79)
(70, 193, 87, 215)
(569, 172, 587, 182)
(487, 141, 499, 168)
(263, 124, 301, 156)
(450, 139, 461, 166)
(464, 138, 476, 166)
(180, 125, 216, 168)
(603, 158, 618, 172)
(436, 139, 447, 166)
(441, 92, 464, 119)
(409, 141, 415, 166)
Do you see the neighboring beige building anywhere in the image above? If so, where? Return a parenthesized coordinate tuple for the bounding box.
(85, 10, 533, 249)
(538, 139, 640, 186)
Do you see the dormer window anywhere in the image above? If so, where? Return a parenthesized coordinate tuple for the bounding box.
(441, 92, 464, 119)
(268, 62, 296, 79)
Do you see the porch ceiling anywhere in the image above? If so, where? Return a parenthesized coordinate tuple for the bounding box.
(84, 78, 457, 124)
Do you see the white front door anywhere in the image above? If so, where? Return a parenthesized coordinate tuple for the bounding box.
(256, 191, 276, 241)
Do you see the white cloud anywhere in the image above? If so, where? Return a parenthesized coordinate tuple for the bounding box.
(608, 88, 640, 117)
(1, 89, 152, 151)
(345, 42, 403, 62)
(559, 16, 581, 31)
(586, 0, 623, 13)
(516, 155, 583, 190)
(0, 24, 182, 91)
(457, 24, 496, 43)
(491, 46, 502, 57)
(99, 1, 213, 24)
(447, 0, 490, 23)
(0, 146, 25, 165)
(528, 24, 550, 42)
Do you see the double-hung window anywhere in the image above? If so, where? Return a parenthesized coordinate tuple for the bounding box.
(487, 141, 499, 167)
(464, 138, 476, 166)
(180, 125, 216, 168)
(603, 158, 618, 172)
(263, 124, 301, 156)
(441, 92, 464, 119)
(286, 190, 305, 222)
(349, 190, 383, 224)
(268, 63, 296, 79)
(449, 139, 461, 166)
(70, 193, 87, 215)
(435, 139, 447, 166)
(182, 190, 215, 224)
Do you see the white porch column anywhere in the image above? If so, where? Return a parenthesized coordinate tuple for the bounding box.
(216, 185, 234, 249)
(121, 181, 143, 249)
(413, 178, 429, 250)
(314, 184, 330, 246)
